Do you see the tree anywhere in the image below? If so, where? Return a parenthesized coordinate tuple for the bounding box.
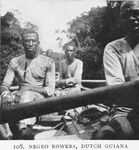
(0, 12, 23, 84)
(52, 52, 65, 72)
(66, 1, 124, 79)
(0, 12, 38, 85)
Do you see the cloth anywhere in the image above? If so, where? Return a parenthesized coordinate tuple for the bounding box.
(0, 98, 13, 139)
(0, 124, 13, 139)
(55, 87, 81, 96)
(104, 38, 139, 85)
(55, 58, 83, 96)
(93, 116, 135, 139)
(101, 38, 139, 139)
(103, 38, 139, 114)
(2, 54, 55, 96)
(1, 54, 55, 134)
(17, 91, 44, 130)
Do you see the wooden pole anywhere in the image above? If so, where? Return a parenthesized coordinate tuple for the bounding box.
(1, 80, 139, 123)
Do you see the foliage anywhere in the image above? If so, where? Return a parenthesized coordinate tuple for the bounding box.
(0, 12, 23, 84)
(66, 1, 125, 79)
(1, 1, 129, 83)
(52, 52, 65, 72)
(0, 12, 38, 85)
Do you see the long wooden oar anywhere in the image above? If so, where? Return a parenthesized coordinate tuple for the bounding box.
(1, 80, 139, 123)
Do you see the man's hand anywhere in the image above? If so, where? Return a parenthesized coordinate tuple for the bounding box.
(1, 91, 14, 106)
(56, 80, 75, 88)
(66, 80, 75, 87)
(14, 89, 25, 103)
(55, 80, 66, 88)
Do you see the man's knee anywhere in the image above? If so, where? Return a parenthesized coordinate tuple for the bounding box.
(20, 91, 44, 103)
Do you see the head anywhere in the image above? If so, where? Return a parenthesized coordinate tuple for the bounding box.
(121, 0, 139, 38)
(46, 49, 53, 58)
(63, 42, 77, 61)
(22, 29, 40, 59)
(76, 49, 83, 59)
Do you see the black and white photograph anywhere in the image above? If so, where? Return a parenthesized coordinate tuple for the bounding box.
(1, 0, 139, 149)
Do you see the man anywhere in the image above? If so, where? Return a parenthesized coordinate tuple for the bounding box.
(46, 49, 53, 58)
(0, 29, 55, 139)
(54, 42, 83, 96)
(94, 0, 139, 139)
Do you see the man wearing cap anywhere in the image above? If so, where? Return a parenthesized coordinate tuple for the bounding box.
(0, 29, 55, 139)
(54, 41, 83, 96)
(94, 0, 139, 139)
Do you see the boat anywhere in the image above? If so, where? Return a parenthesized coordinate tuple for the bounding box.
(1, 79, 139, 140)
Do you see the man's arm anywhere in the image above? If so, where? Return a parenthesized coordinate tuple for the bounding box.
(56, 60, 83, 88)
(25, 86, 48, 97)
(103, 45, 125, 85)
(0, 60, 16, 93)
(0, 60, 15, 105)
(44, 58, 55, 96)
(65, 60, 83, 85)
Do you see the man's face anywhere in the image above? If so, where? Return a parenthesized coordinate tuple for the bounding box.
(122, 1, 139, 35)
(47, 50, 53, 57)
(65, 45, 75, 60)
(23, 33, 40, 58)
(128, 9, 139, 31)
